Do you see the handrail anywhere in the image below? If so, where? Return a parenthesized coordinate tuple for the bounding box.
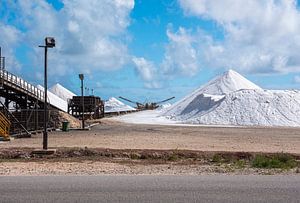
(0, 69, 44, 101)
(0, 99, 30, 136)
(0, 111, 10, 126)
(0, 111, 10, 140)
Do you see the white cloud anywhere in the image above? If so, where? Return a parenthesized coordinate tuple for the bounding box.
(144, 81, 161, 89)
(179, 0, 300, 74)
(132, 57, 161, 88)
(132, 57, 155, 81)
(0, 22, 22, 72)
(161, 26, 199, 77)
(0, 0, 134, 78)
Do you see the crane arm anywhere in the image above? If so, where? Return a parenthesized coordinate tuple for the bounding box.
(119, 96, 136, 104)
(119, 96, 143, 106)
(155, 96, 175, 104)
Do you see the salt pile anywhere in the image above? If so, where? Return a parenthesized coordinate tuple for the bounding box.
(50, 83, 76, 101)
(157, 103, 172, 110)
(164, 69, 261, 117)
(105, 97, 135, 113)
(163, 69, 300, 127)
(37, 85, 68, 112)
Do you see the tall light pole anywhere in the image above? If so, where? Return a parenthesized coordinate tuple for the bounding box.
(0, 47, 5, 70)
(79, 74, 85, 129)
(39, 37, 55, 150)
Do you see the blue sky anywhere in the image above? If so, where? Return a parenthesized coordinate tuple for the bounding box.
(1, 0, 300, 103)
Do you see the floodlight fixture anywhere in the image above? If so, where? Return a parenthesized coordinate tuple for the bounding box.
(79, 73, 84, 81)
(45, 37, 55, 48)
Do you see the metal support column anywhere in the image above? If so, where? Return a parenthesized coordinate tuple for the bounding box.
(79, 74, 85, 129)
(43, 46, 48, 149)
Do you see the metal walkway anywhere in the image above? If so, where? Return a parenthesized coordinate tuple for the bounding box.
(0, 69, 45, 103)
(0, 69, 63, 136)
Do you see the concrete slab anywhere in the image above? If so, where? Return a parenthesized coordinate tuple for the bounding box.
(31, 149, 56, 155)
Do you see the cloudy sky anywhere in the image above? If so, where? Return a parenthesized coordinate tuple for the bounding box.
(1, 0, 300, 102)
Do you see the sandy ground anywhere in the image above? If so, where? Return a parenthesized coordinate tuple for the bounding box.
(1, 161, 298, 176)
(1, 119, 300, 154)
(1, 119, 300, 175)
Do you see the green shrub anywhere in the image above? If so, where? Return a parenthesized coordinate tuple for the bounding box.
(130, 153, 141, 159)
(167, 154, 178, 161)
(212, 154, 222, 163)
(252, 154, 297, 169)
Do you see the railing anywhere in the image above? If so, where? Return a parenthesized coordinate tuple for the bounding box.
(0, 69, 44, 101)
(0, 57, 4, 70)
(0, 111, 10, 140)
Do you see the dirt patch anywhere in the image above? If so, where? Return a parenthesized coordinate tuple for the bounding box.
(1, 120, 300, 175)
(0, 147, 299, 161)
(51, 111, 81, 129)
(59, 111, 81, 128)
(0, 148, 299, 176)
(2, 120, 300, 154)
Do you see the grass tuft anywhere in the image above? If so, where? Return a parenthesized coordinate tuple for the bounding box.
(212, 154, 222, 163)
(234, 160, 246, 169)
(167, 154, 179, 161)
(251, 154, 297, 169)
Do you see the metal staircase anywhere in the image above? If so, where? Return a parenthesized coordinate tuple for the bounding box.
(0, 111, 10, 141)
(0, 47, 62, 136)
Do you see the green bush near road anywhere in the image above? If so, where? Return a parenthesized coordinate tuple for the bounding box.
(252, 154, 298, 169)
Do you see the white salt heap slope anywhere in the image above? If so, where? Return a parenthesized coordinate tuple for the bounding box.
(50, 83, 76, 101)
(105, 97, 135, 113)
(37, 85, 68, 112)
(157, 103, 172, 110)
(164, 69, 261, 117)
(195, 69, 261, 95)
(184, 89, 300, 126)
(163, 70, 300, 127)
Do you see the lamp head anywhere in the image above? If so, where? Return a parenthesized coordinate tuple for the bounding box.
(45, 37, 55, 48)
(79, 73, 84, 80)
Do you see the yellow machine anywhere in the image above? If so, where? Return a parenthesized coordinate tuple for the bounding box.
(0, 111, 10, 141)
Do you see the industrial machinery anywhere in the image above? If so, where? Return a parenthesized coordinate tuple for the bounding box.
(68, 96, 104, 119)
(0, 47, 58, 136)
(119, 96, 175, 110)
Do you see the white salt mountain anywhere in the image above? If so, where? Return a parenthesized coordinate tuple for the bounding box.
(163, 69, 300, 127)
(196, 69, 261, 95)
(157, 103, 172, 110)
(163, 69, 262, 117)
(105, 97, 135, 113)
(37, 85, 68, 112)
(50, 83, 76, 102)
(181, 89, 300, 126)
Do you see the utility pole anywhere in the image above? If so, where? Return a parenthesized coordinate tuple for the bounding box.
(43, 46, 48, 149)
(79, 74, 85, 129)
(39, 37, 55, 150)
(0, 47, 5, 70)
(85, 87, 89, 95)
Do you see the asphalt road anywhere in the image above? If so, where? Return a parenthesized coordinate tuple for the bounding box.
(0, 175, 299, 203)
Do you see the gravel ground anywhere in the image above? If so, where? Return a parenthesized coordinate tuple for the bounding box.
(0, 161, 298, 176)
(1, 120, 299, 175)
(1, 119, 300, 154)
